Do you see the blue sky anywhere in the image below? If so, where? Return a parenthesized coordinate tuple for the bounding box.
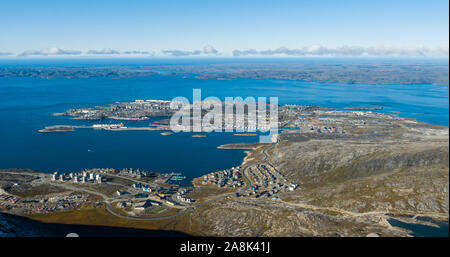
(0, 0, 448, 57)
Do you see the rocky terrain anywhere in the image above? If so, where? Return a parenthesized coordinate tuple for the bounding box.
(1, 59, 448, 85)
(188, 119, 449, 237)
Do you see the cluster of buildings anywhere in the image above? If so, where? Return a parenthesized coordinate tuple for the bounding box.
(132, 182, 152, 192)
(285, 115, 347, 134)
(52, 171, 103, 184)
(66, 108, 99, 119)
(92, 123, 125, 129)
(64, 99, 173, 120)
(116, 193, 177, 212)
(0, 193, 91, 215)
(0, 194, 19, 204)
(84, 167, 155, 179)
(175, 188, 194, 204)
(305, 125, 345, 134)
(114, 180, 185, 212)
(201, 166, 244, 188)
(279, 105, 399, 135)
(242, 164, 298, 199)
(127, 181, 178, 197)
(117, 168, 154, 178)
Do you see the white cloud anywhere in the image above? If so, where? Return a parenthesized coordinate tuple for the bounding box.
(87, 48, 121, 55)
(122, 50, 152, 55)
(232, 45, 450, 57)
(203, 45, 218, 54)
(10, 48, 155, 57)
(7, 45, 448, 58)
(162, 45, 220, 56)
(161, 49, 201, 57)
(18, 48, 82, 57)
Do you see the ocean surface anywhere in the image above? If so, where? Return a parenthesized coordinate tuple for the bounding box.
(0, 59, 448, 237)
(388, 218, 449, 237)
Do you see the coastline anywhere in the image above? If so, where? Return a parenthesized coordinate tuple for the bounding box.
(0, 135, 259, 236)
(217, 143, 267, 150)
(2, 140, 448, 237)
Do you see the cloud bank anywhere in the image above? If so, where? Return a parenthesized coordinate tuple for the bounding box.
(162, 45, 219, 57)
(14, 48, 154, 57)
(6, 45, 448, 58)
(87, 48, 121, 55)
(122, 50, 152, 55)
(18, 48, 82, 57)
(232, 45, 449, 57)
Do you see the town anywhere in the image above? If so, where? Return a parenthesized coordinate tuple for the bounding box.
(239, 163, 298, 200)
(11, 100, 417, 219)
(59, 99, 173, 120)
(3, 100, 441, 228)
(0, 158, 300, 218)
(40, 99, 409, 138)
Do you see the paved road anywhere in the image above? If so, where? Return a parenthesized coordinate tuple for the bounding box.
(242, 143, 275, 185)
(49, 182, 110, 200)
(49, 180, 191, 221)
(261, 143, 288, 183)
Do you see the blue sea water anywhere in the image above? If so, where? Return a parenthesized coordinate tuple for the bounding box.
(388, 218, 449, 237)
(0, 59, 448, 185)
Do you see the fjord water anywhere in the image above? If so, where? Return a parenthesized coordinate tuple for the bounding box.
(0, 59, 448, 186)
